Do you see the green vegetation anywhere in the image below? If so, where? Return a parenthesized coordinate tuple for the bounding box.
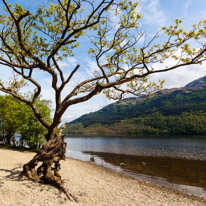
(0, 94, 51, 149)
(0, 0, 206, 199)
(64, 111, 206, 135)
(64, 77, 206, 135)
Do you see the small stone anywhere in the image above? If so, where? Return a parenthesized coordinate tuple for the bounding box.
(90, 157, 96, 162)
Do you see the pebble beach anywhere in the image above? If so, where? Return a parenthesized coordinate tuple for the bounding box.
(0, 148, 205, 206)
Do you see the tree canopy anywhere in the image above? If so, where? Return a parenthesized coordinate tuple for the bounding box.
(0, 94, 51, 148)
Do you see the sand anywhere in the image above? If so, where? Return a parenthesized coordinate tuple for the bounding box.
(0, 148, 205, 206)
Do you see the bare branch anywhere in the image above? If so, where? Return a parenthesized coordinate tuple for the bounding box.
(141, 48, 150, 72)
(62, 64, 80, 88)
(52, 57, 65, 83)
(0, 57, 39, 69)
(0, 82, 29, 104)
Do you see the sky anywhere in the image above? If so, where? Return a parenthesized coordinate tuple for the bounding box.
(0, 0, 206, 123)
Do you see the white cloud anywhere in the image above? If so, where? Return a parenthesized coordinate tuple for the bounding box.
(0, 65, 13, 81)
(61, 93, 112, 122)
(85, 58, 99, 76)
(150, 61, 206, 89)
(67, 56, 77, 65)
(182, 0, 192, 18)
(140, 0, 166, 28)
(58, 56, 78, 68)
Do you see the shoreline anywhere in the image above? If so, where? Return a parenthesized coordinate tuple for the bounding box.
(68, 156, 206, 200)
(68, 156, 206, 201)
(79, 151, 206, 198)
(0, 148, 205, 206)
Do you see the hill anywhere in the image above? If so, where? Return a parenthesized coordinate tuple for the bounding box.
(64, 76, 206, 135)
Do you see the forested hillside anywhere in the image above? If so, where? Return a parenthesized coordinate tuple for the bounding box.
(64, 76, 206, 135)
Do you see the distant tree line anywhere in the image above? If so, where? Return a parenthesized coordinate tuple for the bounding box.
(64, 111, 206, 135)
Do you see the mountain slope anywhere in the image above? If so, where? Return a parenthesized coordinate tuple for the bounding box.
(64, 76, 206, 135)
(185, 76, 206, 88)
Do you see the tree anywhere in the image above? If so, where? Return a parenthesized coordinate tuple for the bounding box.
(0, 95, 20, 145)
(0, 94, 51, 148)
(17, 96, 52, 149)
(0, 0, 205, 201)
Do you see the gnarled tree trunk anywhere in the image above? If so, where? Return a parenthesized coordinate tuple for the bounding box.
(20, 130, 77, 202)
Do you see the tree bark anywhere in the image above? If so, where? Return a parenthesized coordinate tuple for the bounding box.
(20, 132, 77, 202)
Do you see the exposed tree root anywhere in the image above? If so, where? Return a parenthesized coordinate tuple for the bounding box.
(19, 134, 78, 202)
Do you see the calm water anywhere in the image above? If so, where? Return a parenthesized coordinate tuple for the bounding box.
(65, 135, 206, 199)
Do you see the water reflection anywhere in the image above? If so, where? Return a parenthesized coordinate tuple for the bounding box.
(65, 135, 206, 199)
(65, 135, 206, 160)
(85, 152, 206, 187)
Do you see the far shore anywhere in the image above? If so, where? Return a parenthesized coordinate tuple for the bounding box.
(0, 147, 205, 206)
(63, 133, 206, 137)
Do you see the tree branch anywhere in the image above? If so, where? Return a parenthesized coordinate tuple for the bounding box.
(46, 0, 114, 66)
(2, 0, 47, 70)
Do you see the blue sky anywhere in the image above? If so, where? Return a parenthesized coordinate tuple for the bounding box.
(0, 0, 206, 123)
